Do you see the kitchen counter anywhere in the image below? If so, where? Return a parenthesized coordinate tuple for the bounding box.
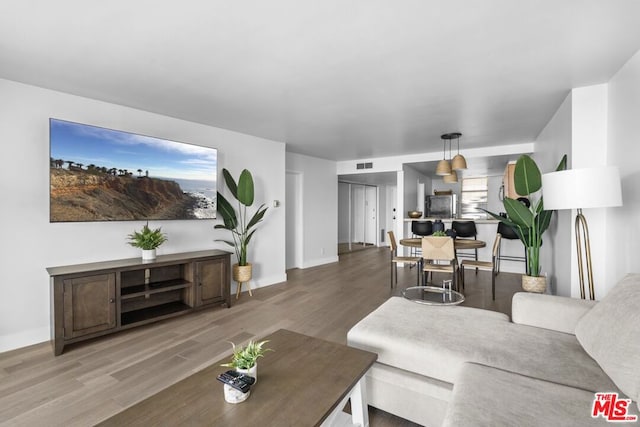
(404, 217, 499, 224)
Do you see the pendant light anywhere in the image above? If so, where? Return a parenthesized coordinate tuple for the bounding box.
(443, 169, 458, 183)
(435, 134, 452, 176)
(443, 137, 458, 183)
(451, 132, 467, 170)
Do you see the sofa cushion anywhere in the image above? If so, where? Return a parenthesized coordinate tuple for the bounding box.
(576, 273, 640, 404)
(443, 363, 621, 427)
(512, 292, 597, 334)
(348, 297, 618, 393)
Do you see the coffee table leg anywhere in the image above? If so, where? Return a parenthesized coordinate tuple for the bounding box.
(350, 376, 369, 427)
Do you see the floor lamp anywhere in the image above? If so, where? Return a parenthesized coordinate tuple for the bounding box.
(542, 167, 622, 300)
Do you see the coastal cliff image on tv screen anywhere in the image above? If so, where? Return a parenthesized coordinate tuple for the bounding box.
(49, 119, 217, 222)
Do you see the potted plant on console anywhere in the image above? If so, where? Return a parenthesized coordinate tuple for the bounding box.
(126, 222, 167, 261)
(216, 168, 268, 299)
(485, 154, 566, 293)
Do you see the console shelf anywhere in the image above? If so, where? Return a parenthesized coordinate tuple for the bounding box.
(120, 279, 192, 299)
(48, 250, 231, 356)
(121, 301, 192, 326)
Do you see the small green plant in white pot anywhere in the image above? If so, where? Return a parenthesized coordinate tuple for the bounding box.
(127, 223, 167, 260)
(221, 340, 272, 382)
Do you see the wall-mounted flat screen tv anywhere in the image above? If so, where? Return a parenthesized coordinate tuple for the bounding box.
(49, 118, 217, 222)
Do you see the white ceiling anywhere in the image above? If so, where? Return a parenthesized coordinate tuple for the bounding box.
(1, 1, 640, 161)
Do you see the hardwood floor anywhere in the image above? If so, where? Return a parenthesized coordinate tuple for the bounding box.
(337, 242, 377, 255)
(0, 248, 521, 426)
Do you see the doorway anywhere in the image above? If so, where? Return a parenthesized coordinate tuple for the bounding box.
(338, 182, 378, 254)
(286, 171, 302, 269)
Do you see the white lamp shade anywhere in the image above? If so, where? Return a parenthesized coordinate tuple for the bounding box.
(542, 166, 622, 210)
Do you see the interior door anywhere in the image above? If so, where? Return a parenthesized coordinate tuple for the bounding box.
(352, 185, 365, 244)
(364, 186, 377, 245)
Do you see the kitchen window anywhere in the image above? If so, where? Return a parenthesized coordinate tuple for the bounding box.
(461, 177, 488, 219)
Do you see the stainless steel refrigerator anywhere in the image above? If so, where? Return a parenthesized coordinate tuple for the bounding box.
(425, 194, 456, 218)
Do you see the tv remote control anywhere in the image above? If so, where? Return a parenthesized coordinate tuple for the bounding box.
(216, 371, 252, 393)
(221, 370, 256, 385)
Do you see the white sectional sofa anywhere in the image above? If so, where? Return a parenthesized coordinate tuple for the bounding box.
(347, 274, 640, 426)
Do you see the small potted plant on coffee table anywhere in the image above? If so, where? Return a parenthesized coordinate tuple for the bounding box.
(221, 339, 272, 382)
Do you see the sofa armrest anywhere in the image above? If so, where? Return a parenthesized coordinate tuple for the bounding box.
(511, 292, 597, 334)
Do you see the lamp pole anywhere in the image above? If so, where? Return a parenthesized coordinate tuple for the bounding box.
(574, 209, 595, 300)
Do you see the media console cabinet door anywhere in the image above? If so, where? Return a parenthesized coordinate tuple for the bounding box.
(195, 259, 227, 306)
(63, 273, 116, 339)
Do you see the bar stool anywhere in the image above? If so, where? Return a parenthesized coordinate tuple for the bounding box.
(411, 220, 433, 237)
(496, 222, 527, 274)
(411, 221, 433, 256)
(451, 221, 478, 271)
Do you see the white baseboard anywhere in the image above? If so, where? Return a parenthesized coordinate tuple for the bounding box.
(301, 256, 339, 269)
(232, 273, 288, 296)
(0, 326, 50, 354)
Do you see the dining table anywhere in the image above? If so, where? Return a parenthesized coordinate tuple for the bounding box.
(399, 237, 486, 287)
(399, 237, 486, 251)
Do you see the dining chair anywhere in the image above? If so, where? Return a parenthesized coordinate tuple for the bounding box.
(387, 231, 421, 289)
(411, 220, 433, 236)
(460, 233, 502, 300)
(451, 221, 478, 274)
(421, 236, 458, 291)
(496, 222, 526, 274)
(452, 220, 478, 273)
(410, 221, 433, 257)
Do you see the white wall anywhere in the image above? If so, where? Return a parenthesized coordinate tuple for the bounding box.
(402, 164, 429, 214)
(385, 185, 398, 246)
(536, 70, 639, 299)
(486, 174, 505, 215)
(337, 182, 350, 244)
(569, 85, 610, 299)
(285, 171, 303, 269)
(285, 153, 338, 268)
(378, 185, 387, 244)
(606, 49, 640, 291)
(534, 92, 573, 295)
(0, 78, 287, 352)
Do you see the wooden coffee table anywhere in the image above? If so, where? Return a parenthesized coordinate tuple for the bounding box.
(98, 329, 377, 426)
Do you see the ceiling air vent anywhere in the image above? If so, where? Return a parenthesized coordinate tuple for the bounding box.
(356, 162, 374, 170)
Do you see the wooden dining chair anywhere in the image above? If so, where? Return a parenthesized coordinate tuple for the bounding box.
(460, 233, 502, 300)
(387, 231, 421, 289)
(421, 236, 458, 291)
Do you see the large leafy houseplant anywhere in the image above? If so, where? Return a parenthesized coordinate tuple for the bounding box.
(216, 168, 268, 266)
(486, 154, 567, 277)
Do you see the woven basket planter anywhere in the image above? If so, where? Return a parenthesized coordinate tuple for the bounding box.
(233, 263, 252, 283)
(522, 275, 546, 293)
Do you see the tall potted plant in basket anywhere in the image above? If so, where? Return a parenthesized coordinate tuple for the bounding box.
(216, 168, 268, 297)
(485, 154, 566, 293)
